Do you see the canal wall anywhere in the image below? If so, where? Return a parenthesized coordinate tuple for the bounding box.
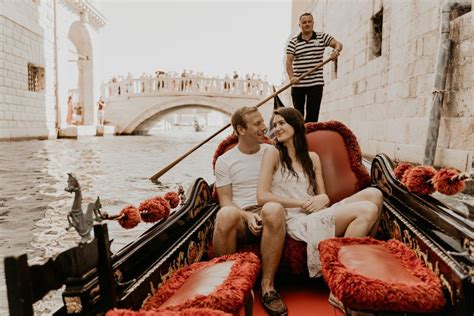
(291, 0, 473, 172)
(0, 0, 106, 141)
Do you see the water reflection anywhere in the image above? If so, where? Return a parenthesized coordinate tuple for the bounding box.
(0, 128, 230, 315)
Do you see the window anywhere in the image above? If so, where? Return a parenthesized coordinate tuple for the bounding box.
(370, 9, 383, 59)
(28, 63, 45, 92)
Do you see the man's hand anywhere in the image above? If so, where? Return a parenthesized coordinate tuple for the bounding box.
(302, 194, 330, 213)
(290, 77, 300, 85)
(245, 212, 262, 236)
(330, 49, 341, 61)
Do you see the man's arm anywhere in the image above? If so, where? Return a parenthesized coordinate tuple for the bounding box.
(216, 184, 234, 207)
(329, 38, 343, 60)
(286, 53, 299, 85)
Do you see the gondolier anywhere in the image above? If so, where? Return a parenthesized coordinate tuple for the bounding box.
(286, 12, 343, 122)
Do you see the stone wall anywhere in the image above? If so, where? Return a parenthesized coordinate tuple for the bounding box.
(292, 0, 473, 171)
(0, 0, 105, 141)
(0, 0, 56, 140)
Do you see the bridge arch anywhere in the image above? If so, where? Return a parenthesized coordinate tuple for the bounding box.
(119, 96, 238, 134)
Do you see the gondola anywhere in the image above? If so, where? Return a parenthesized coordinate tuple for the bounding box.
(4, 61, 473, 315)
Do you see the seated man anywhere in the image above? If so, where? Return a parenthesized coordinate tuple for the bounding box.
(213, 106, 288, 316)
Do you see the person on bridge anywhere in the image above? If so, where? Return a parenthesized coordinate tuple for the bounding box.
(97, 96, 106, 125)
(213, 106, 288, 316)
(286, 12, 343, 122)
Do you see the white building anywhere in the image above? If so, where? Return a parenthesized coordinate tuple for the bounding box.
(0, 0, 106, 140)
(290, 0, 472, 171)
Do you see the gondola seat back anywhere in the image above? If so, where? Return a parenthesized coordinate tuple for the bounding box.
(305, 121, 371, 204)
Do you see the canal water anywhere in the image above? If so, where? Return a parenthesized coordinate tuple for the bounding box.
(0, 128, 231, 315)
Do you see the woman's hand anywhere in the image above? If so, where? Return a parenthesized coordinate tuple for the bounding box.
(302, 194, 330, 213)
(245, 212, 262, 236)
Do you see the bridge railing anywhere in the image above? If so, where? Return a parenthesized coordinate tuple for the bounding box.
(102, 76, 271, 99)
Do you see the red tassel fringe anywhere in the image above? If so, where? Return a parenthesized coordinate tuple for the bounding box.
(139, 196, 171, 223)
(319, 237, 445, 313)
(433, 168, 465, 196)
(394, 163, 413, 180)
(107, 307, 231, 316)
(164, 192, 180, 208)
(118, 206, 141, 229)
(404, 166, 437, 195)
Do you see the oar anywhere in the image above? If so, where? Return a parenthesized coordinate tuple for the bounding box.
(150, 57, 334, 182)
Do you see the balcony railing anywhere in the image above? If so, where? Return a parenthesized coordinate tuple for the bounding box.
(102, 76, 271, 99)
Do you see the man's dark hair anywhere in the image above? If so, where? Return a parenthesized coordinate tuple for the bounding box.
(231, 106, 258, 135)
(299, 12, 313, 21)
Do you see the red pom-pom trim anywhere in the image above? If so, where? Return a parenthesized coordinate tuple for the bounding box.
(118, 205, 141, 229)
(433, 168, 466, 195)
(403, 166, 437, 195)
(139, 196, 170, 223)
(394, 163, 413, 180)
(164, 192, 180, 208)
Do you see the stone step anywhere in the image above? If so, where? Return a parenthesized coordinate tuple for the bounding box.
(96, 125, 116, 136)
(58, 126, 97, 139)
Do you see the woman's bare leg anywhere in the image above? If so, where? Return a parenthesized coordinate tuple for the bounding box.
(333, 201, 379, 237)
(340, 187, 383, 209)
(336, 187, 383, 236)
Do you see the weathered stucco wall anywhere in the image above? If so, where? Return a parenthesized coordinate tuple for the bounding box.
(0, 0, 105, 140)
(292, 0, 473, 171)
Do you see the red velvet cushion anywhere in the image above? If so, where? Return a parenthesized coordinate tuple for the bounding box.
(107, 308, 231, 315)
(143, 252, 260, 314)
(319, 237, 446, 313)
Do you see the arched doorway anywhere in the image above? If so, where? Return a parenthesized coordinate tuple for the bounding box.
(67, 19, 95, 126)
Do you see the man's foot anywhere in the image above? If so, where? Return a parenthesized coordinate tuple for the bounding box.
(328, 292, 345, 313)
(260, 290, 288, 316)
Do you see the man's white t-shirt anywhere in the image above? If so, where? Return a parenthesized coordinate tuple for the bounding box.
(215, 144, 271, 209)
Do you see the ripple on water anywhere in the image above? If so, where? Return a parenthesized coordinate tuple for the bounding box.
(0, 133, 223, 314)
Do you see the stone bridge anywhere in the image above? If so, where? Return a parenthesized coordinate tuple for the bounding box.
(102, 75, 274, 134)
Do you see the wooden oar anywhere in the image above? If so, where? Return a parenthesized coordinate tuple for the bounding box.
(150, 57, 334, 182)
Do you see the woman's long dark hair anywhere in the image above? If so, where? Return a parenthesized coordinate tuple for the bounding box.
(272, 108, 318, 195)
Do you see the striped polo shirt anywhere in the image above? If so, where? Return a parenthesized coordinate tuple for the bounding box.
(286, 31, 333, 87)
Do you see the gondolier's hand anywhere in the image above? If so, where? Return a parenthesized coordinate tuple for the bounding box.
(246, 213, 262, 236)
(330, 49, 341, 61)
(302, 194, 330, 213)
(290, 77, 300, 85)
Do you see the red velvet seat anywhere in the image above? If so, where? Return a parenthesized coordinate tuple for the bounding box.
(107, 252, 260, 316)
(319, 237, 446, 313)
(212, 121, 371, 274)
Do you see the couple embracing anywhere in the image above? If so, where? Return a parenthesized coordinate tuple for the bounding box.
(212, 106, 382, 316)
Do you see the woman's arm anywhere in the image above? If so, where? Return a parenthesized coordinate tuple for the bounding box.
(257, 147, 307, 208)
(310, 152, 326, 194)
(301, 152, 329, 213)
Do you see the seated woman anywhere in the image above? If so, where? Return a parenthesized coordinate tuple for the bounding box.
(257, 107, 383, 277)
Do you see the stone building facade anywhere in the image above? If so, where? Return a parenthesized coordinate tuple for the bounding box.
(0, 0, 106, 140)
(290, 0, 472, 171)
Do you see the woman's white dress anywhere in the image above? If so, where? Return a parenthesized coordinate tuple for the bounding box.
(271, 166, 339, 277)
